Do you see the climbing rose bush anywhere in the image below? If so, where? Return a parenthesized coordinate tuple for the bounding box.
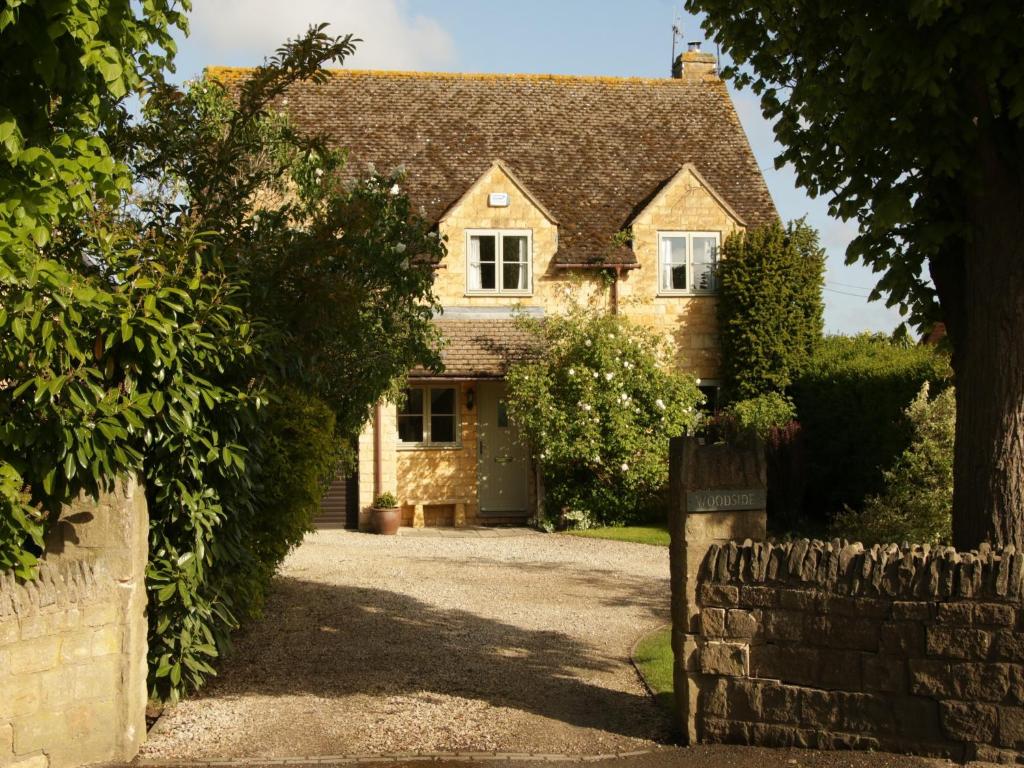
(506, 310, 702, 526)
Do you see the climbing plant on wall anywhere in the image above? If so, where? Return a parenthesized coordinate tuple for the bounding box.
(506, 309, 702, 526)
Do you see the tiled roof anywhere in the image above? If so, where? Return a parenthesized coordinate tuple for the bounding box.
(207, 67, 777, 266)
(412, 319, 538, 379)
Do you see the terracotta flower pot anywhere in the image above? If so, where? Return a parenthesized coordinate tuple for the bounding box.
(372, 506, 401, 535)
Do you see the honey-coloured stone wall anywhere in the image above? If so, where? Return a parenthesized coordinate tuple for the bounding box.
(0, 478, 148, 768)
(396, 382, 480, 525)
(434, 161, 609, 313)
(621, 165, 744, 379)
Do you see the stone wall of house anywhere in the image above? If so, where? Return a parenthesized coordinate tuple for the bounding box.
(396, 382, 480, 526)
(434, 162, 610, 314)
(0, 478, 148, 768)
(622, 166, 744, 379)
(358, 400, 399, 530)
(692, 538, 1024, 763)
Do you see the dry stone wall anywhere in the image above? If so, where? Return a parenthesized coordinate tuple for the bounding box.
(694, 538, 1024, 763)
(0, 478, 148, 768)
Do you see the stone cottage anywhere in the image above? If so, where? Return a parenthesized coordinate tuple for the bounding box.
(211, 45, 776, 529)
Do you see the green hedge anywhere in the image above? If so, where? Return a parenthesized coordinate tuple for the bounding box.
(791, 334, 950, 521)
(718, 220, 825, 400)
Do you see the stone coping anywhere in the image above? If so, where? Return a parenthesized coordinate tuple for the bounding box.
(700, 538, 1024, 601)
(0, 559, 106, 619)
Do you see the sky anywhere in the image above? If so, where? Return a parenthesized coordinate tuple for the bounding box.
(171, 0, 907, 335)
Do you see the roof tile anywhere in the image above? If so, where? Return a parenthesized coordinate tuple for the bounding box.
(412, 319, 538, 378)
(208, 68, 777, 266)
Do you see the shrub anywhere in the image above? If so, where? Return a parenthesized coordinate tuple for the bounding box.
(791, 334, 951, 521)
(718, 220, 825, 400)
(764, 421, 808, 531)
(1, 22, 445, 703)
(832, 383, 954, 544)
(727, 392, 796, 440)
(137, 50, 443, 700)
(704, 395, 804, 530)
(249, 387, 347, 573)
(506, 309, 703, 525)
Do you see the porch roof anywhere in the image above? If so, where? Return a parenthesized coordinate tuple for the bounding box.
(412, 318, 538, 379)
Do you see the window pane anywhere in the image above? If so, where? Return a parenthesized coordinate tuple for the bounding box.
(479, 263, 496, 290)
(477, 235, 496, 262)
(664, 263, 686, 291)
(431, 387, 456, 415)
(398, 388, 423, 416)
(469, 235, 497, 290)
(692, 236, 718, 264)
(503, 262, 527, 290)
(398, 416, 424, 443)
(501, 235, 529, 291)
(698, 385, 720, 414)
(661, 236, 687, 291)
(662, 236, 687, 264)
(692, 236, 718, 291)
(430, 415, 456, 443)
(497, 401, 509, 428)
(502, 236, 528, 263)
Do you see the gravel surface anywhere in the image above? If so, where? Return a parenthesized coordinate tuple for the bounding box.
(140, 529, 673, 760)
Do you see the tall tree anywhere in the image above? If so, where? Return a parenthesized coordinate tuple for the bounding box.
(689, 1, 1024, 549)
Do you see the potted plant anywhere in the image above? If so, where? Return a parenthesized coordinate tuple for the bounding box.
(371, 492, 401, 535)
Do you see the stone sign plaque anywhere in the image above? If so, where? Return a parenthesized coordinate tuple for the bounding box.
(686, 488, 766, 513)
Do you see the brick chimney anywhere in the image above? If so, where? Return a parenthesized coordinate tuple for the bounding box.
(672, 41, 717, 80)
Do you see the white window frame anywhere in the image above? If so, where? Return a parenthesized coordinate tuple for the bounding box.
(397, 385, 461, 449)
(465, 229, 533, 296)
(657, 230, 721, 296)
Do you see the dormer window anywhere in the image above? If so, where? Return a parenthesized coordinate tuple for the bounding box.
(467, 230, 532, 295)
(659, 231, 720, 295)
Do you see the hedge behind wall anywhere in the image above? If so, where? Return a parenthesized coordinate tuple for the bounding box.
(791, 334, 950, 523)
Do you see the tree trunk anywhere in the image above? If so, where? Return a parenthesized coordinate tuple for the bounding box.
(932, 124, 1024, 551)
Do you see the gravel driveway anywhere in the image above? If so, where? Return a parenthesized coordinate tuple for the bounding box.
(139, 529, 673, 760)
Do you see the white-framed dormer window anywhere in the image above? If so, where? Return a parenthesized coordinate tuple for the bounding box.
(466, 229, 532, 295)
(658, 231, 721, 295)
(397, 386, 460, 448)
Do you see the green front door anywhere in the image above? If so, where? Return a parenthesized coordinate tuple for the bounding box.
(476, 381, 529, 514)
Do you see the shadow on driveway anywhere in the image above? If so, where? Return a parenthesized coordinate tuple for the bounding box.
(204, 574, 669, 743)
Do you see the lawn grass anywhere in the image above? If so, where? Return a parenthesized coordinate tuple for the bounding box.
(633, 625, 675, 714)
(564, 525, 670, 546)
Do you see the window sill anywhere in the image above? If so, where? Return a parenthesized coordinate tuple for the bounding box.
(656, 291, 719, 298)
(464, 291, 534, 298)
(397, 443, 464, 451)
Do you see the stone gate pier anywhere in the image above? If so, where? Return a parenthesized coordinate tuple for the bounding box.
(1, 478, 149, 768)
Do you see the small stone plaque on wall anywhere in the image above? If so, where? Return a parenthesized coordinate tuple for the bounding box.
(488, 192, 509, 207)
(686, 488, 766, 512)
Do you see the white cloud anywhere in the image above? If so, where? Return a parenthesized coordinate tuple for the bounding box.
(184, 0, 456, 71)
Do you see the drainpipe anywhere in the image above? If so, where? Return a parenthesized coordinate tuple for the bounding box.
(373, 403, 383, 499)
(610, 267, 622, 315)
